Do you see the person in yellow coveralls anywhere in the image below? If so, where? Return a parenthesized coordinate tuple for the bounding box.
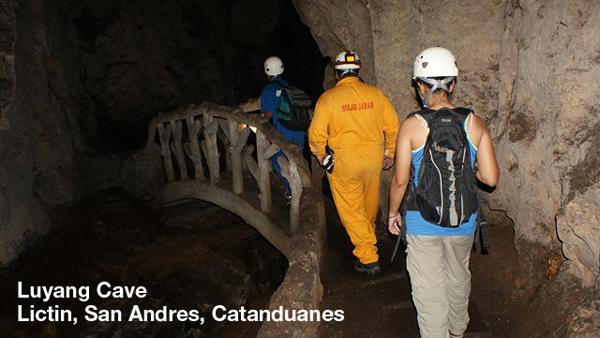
(308, 50, 399, 275)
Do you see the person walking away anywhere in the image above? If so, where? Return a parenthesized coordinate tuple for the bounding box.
(309, 50, 399, 275)
(260, 56, 310, 198)
(388, 47, 499, 338)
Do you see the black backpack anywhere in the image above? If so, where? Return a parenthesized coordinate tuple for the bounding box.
(409, 107, 478, 227)
(275, 81, 312, 131)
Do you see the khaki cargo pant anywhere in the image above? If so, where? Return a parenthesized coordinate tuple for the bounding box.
(406, 234, 474, 338)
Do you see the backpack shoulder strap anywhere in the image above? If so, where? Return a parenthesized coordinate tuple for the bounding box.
(419, 107, 474, 126)
(450, 107, 474, 125)
(452, 107, 473, 115)
(407, 109, 434, 119)
(407, 109, 432, 129)
(414, 108, 436, 125)
(406, 110, 421, 119)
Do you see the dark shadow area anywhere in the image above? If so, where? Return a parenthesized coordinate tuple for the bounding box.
(469, 206, 523, 337)
(271, 1, 328, 104)
(0, 189, 287, 337)
(53, 0, 325, 152)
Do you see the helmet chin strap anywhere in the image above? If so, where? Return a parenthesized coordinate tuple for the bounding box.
(417, 76, 455, 108)
(336, 69, 359, 81)
(338, 69, 358, 77)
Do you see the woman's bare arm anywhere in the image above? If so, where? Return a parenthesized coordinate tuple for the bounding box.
(472, 115, 499, 187)
(388, 117, 417, 233)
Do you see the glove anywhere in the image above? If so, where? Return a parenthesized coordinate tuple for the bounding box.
(321, 153, 334, 173)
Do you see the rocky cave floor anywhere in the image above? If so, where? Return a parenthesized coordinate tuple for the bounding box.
(0, 187, 594, 338)
(319, 194, 593, 338)
(0, 189, 287, 338)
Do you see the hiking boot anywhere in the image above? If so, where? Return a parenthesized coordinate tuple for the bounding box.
(354, 261, 381, 275)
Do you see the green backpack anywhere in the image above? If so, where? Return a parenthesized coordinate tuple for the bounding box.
(275, 81, 312, 131)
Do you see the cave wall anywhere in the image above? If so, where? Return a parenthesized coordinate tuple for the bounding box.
(44, 0, 324, 151)
(61, 0, 323, 194)
(0, 0, 16, 130)
(0, 0, 325, 267)
(0, 0, 84, 266)
(4, 0, 311, 153)
(500, 1, 600, 288)
(60, 0, 284, 149)
(293, 0, 600, 287)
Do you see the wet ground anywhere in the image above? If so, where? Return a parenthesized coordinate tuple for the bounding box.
(0, 189, 287, 338)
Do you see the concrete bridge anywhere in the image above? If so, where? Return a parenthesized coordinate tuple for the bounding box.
(145, 102, 326, 337)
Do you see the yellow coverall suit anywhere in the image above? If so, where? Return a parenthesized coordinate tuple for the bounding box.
(308, 76, 399, 264)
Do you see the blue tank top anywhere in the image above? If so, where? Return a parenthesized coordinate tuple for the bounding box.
(405, 115, 478, 236)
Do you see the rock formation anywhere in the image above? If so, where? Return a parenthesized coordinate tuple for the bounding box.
(0, 0, 323, 266)
(2, 0, 599, 333)
(293, 0, 600, 290)
(0, 0, 82, 266)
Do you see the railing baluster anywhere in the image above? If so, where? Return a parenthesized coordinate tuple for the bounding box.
(217, 119, 233, 172)
(228, 119, 251, 195)
(170, 119, 189, 181)
(262, 143, 281, 160)
(255, 131, 273, 214)
(217, 119, 230, 139)
(157, 123, 175, 182)
(244, 144, 259, 182)
(276, 155, 302, 233)
(184, 115, 205, 180)
(202, 113, 220, 184)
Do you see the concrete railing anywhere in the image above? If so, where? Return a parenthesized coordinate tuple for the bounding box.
(146, 102, 326, 337)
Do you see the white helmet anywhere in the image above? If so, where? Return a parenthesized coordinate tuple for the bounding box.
(412, 47, 458, 79)
(334, 51, 361, 70)
(412, 47, 458, 108)
(264, 56, 284, 76)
